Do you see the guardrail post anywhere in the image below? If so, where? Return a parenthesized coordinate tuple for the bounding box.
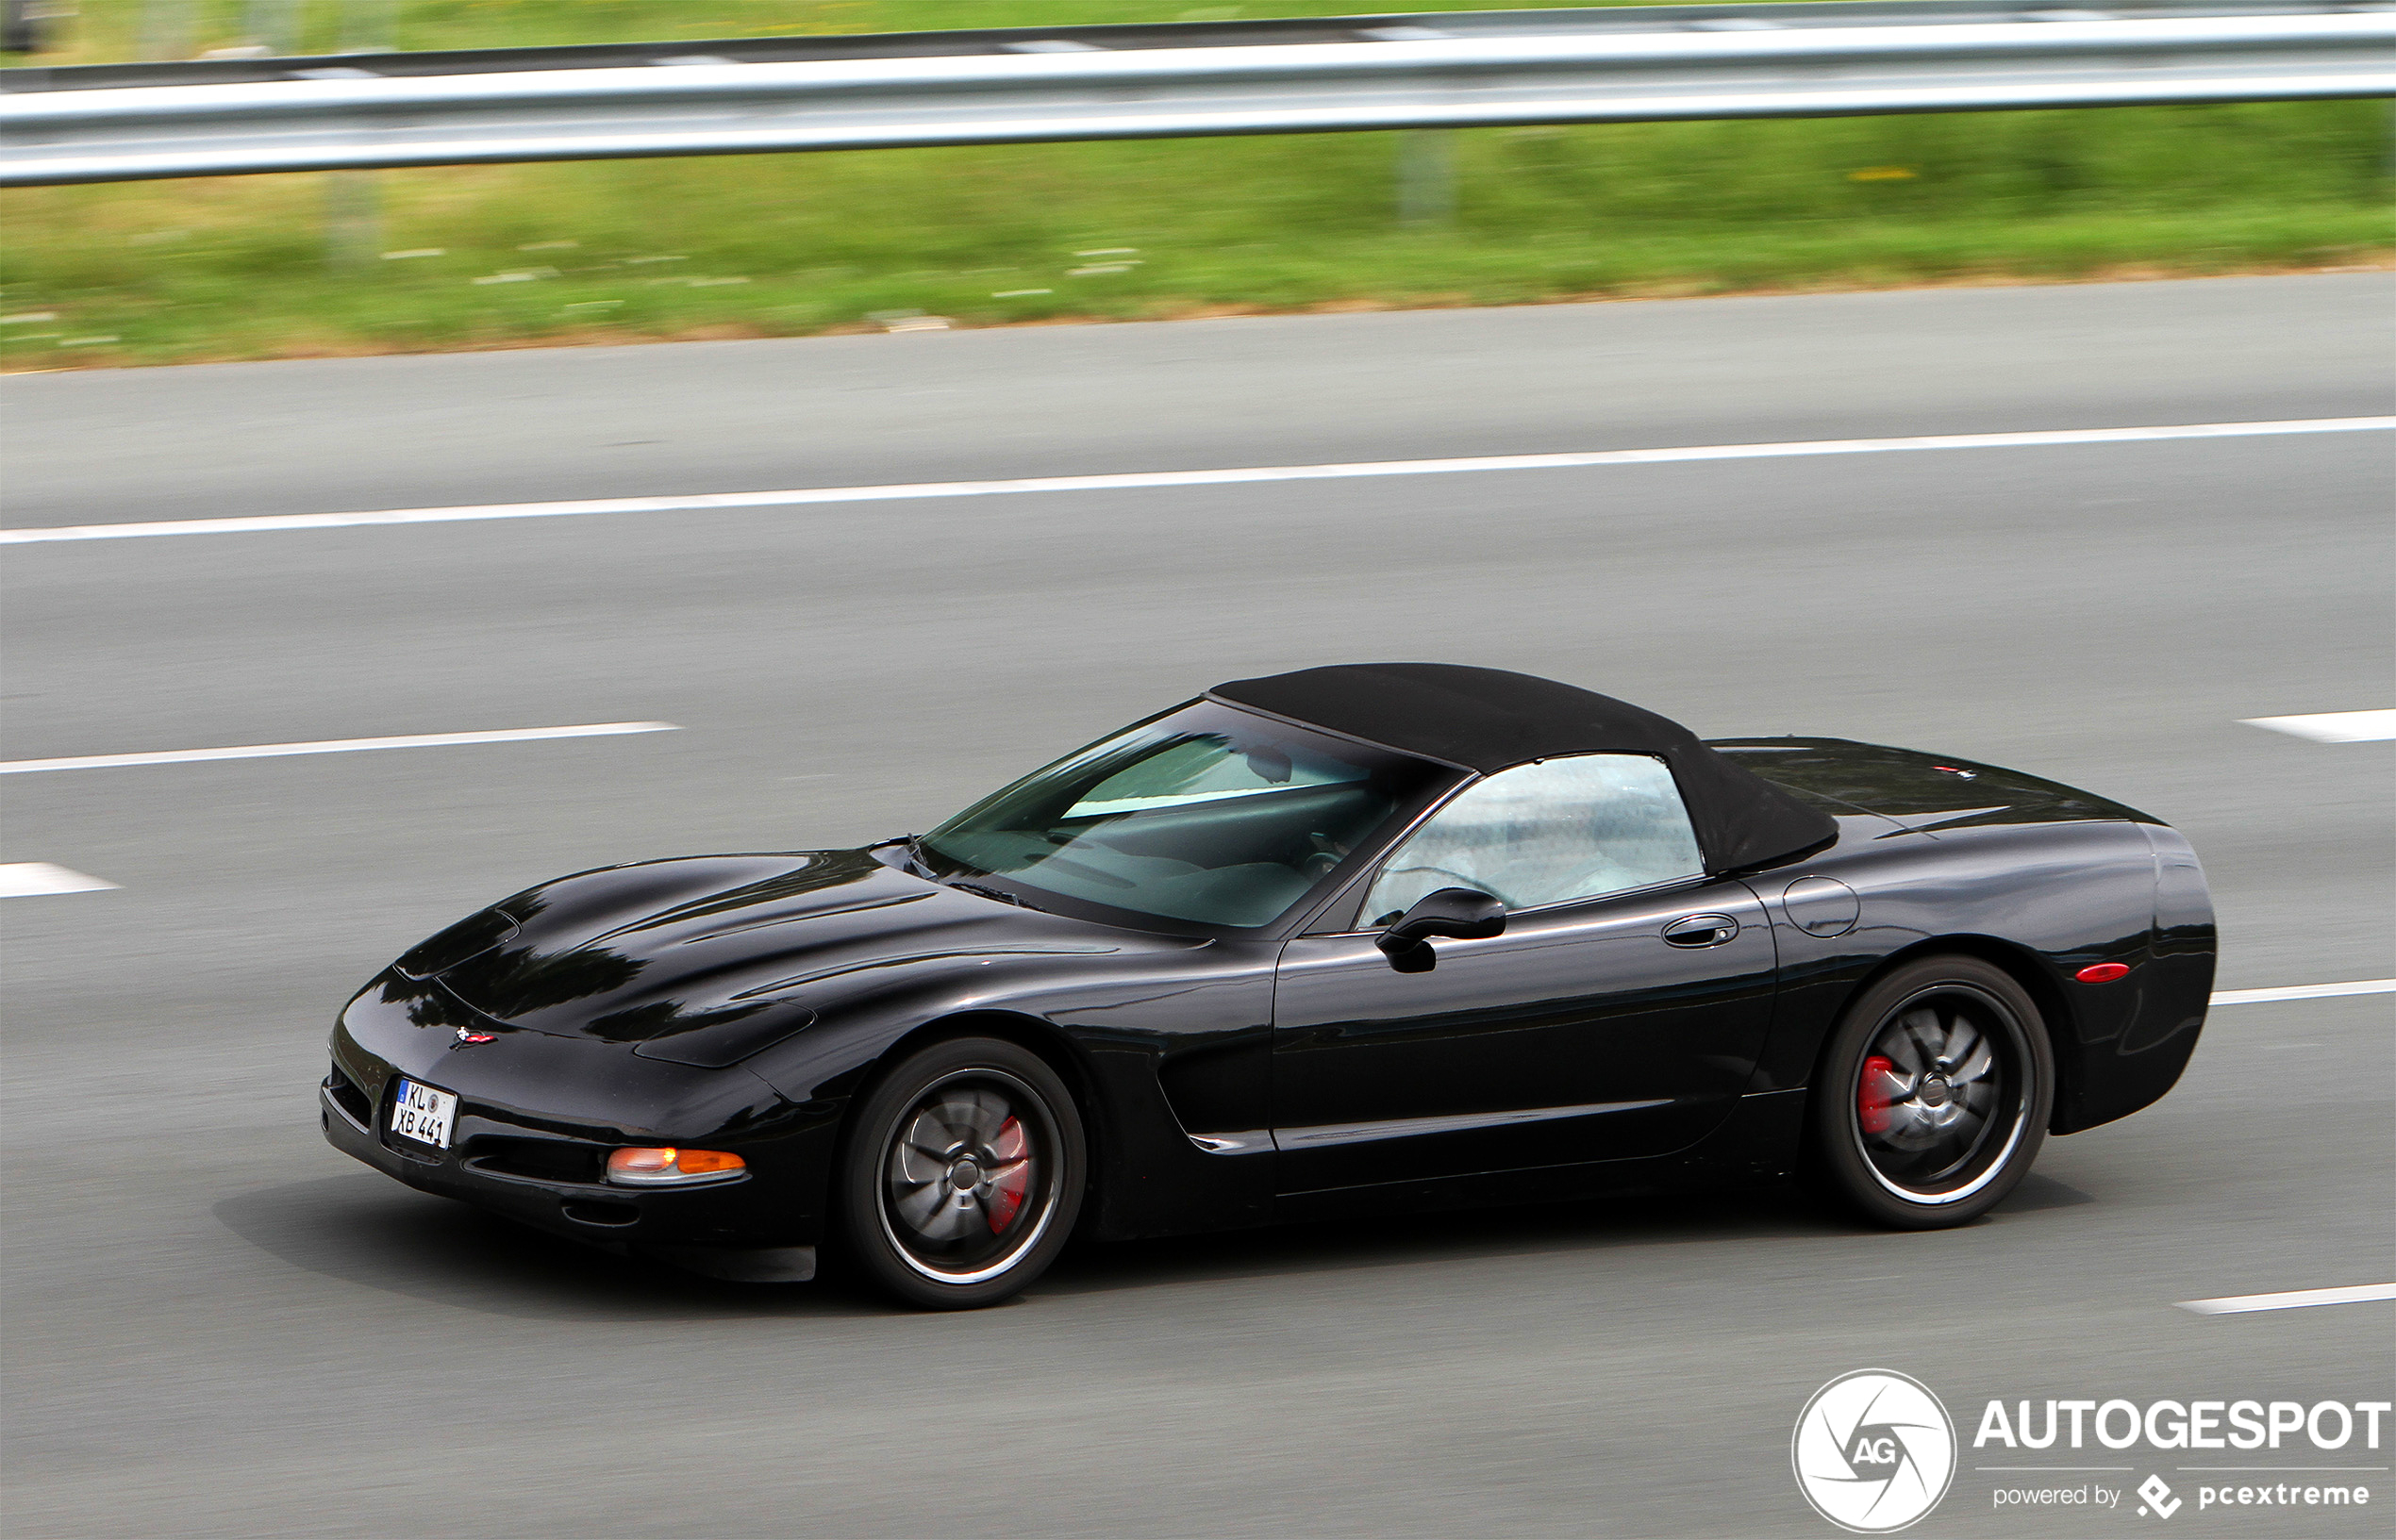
(139, 0, 195, 60)
(324, 171, 381, 268)
(324, 0, 395, 271)
(2, 0, 62, 53)
(245, 0, 303, 54)
(1396, 129, 1456, 226)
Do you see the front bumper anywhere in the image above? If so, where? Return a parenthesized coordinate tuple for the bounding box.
(322, 972, 843, 1260)
(318, 1077, 782, 1252)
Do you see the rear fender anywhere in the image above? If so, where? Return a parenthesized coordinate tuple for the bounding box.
(1746, 822, 2158, 1131)
(1816, 935, 2085, 1130)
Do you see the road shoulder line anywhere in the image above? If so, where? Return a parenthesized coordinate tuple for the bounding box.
(6, 417, 2390, 545)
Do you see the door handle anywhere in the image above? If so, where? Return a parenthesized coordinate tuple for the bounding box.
(1662, 913, 1739, 947)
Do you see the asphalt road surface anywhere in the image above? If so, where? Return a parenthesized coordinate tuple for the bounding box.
(5, 274, 2391, 1539)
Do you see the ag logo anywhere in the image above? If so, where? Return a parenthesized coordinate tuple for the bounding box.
(1792, 1369, 1956, 1532)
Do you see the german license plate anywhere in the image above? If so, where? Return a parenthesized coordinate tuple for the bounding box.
(390, 1078, 458, 1149)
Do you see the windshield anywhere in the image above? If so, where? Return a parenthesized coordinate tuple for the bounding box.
(921, 702, 1454, 930)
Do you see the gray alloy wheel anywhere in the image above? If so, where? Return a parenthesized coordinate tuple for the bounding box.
(837, 1036, 1085, 1310)
(1806, 956, 2054, 1229)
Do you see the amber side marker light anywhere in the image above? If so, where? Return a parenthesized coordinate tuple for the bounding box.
(2075, 963, 2133, 984)
(605, 1147, 747, 1186)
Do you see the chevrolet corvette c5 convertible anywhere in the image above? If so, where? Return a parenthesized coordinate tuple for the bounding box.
(323, 664, 2213, 1307)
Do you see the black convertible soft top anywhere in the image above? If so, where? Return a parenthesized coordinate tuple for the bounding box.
(1209, 662, 1837, 875)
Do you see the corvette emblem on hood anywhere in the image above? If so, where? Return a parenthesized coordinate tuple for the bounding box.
(454, 1027, 496, 1045)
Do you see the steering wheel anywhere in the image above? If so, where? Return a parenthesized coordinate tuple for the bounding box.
(1296, 831, 1355, 882)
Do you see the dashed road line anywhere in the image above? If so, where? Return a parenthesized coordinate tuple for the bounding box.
(2209, 979, 2396, 1005)
(0, 721, 678, 774)
(2241, 710, 2396, 743)
(0, 863, 119, 898)
(2176, 1283, 2396, 1316)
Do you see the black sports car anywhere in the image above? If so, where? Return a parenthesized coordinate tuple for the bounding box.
(324, 665, 2214, 1308)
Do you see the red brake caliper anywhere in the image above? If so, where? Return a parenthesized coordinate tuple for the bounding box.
(986, 1116, 1031, 1234)
(1857, 1054, 1898, 1134)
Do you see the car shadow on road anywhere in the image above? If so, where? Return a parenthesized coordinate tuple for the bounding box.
(1998, 1171, 2099, 1212)
(217, 1168, 2097, 1319)
(1040, 1169, 2100, 1298)
(211, 1174, 886, 1322)
(1041, 1184, 1844, 1299)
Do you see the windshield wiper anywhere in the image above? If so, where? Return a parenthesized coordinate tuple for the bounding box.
(947, 881, 1043, 912)
(883, 836, 1049, 912)
(871, 835, 940, 881)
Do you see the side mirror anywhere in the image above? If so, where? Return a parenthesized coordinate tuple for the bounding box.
(1375, 887, 1505, 971)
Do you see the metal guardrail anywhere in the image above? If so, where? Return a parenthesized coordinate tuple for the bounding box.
(5, 3, 2385, 88)
(4, 3, 2391, 186)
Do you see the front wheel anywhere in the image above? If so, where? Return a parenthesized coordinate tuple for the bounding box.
(1805, 956, 2054, 1228)
(836, 1036, 1085, 1309)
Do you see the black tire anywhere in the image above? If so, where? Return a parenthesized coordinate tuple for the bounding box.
(836, 1036, 1085, 1310)
(1805, 956, 2054, 1229)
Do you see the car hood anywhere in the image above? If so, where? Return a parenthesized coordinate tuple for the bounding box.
(423, 848, 1132, 1066)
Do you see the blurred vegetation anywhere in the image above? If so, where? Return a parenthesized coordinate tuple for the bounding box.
(3, 2, 2389, 366)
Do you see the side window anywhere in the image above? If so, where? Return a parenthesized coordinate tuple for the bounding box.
(1359, 754, 1705, 925)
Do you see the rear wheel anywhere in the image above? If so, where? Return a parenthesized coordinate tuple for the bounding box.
(836, 1036, 1085, 1309)
(1806, 956, 2053, 1228)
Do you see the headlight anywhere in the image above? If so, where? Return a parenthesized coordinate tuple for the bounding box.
(605, 1147, 746, 1186)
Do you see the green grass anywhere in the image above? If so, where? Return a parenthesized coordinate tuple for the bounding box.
(4, 3, 2390, 367)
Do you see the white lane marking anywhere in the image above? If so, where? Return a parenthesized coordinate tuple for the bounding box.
(2176, 1283, 2396, 1316)
(2209, 979, 2396, 1005)
(4, 416, 2389, 545)
(2241, 709, 2396, 743)
(0, 721, 678, 774)
(0, 863, 119, 897)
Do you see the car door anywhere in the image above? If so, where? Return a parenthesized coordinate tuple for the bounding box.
(1269, 753, 1780, 1196)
